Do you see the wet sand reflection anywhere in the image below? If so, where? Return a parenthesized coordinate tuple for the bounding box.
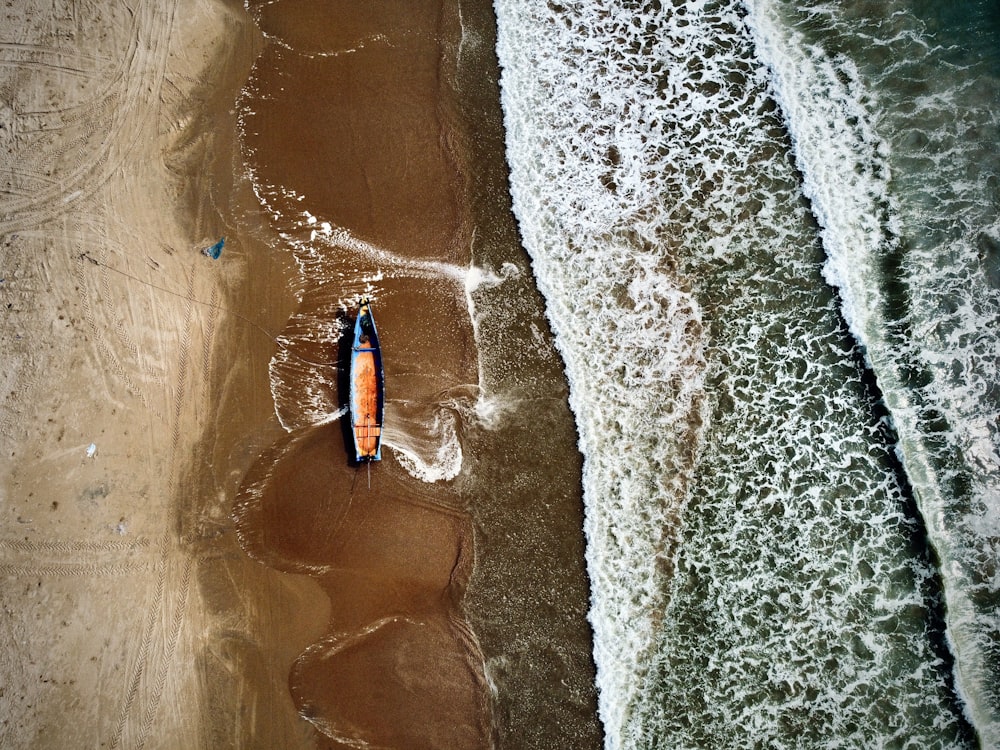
(234, 423, 490, 747)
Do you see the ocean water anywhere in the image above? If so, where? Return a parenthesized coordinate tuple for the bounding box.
(494, 0, 999, 747)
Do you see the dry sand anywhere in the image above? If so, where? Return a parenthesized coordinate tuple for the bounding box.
(0, 0, 332, 746)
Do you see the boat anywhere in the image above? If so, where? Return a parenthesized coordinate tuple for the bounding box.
(348, 298, 385, 462)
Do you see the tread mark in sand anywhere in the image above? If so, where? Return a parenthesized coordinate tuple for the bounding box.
(0, 537, 152, 553)
(0, 0, 175, 233)
(0, 561, 153, 577)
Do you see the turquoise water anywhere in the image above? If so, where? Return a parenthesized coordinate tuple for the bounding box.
(495, 0, 999, 746)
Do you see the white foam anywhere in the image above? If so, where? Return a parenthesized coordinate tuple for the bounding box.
(746, 1, 1000, 740)
(496, 0, 975, 746)
(495, 3, 713, 741)
(383, 403, 464, 483)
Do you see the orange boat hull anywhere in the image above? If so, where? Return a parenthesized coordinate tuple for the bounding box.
(352, 348, 381, 458)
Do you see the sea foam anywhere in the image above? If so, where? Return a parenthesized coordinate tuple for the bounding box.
(495, 0, 974, 746)
(747, 1, 1000, 741)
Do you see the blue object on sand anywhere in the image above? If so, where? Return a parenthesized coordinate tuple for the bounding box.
(204, 237, 225, 259)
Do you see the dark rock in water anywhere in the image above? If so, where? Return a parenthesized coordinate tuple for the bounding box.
(978, 231, 1000, 288)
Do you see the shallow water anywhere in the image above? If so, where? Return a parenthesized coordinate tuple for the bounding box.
(232, 0, 602, 747)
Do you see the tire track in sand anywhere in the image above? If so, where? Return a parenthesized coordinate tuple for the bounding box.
(109, 190, 200, 749)
(0, 0, 175, 233)
(133, 556, 193, 750)
(0, 537, 151, 554)
(0, 537, 154, 578)
(0, 561, 154, 577)
(108, 554, 166, 750)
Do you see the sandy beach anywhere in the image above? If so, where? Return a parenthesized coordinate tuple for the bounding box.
(1, 0, 601, 747)
(0, 0, 330, 746)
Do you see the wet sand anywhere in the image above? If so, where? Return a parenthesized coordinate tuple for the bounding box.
(235, 0, 494, 746)
(1, 0, 601, 747)
(235, 0, 603, 745)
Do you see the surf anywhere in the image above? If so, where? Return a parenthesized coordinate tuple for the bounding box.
(747, 0, 1000, 742)
(494, 0, 980, 746)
